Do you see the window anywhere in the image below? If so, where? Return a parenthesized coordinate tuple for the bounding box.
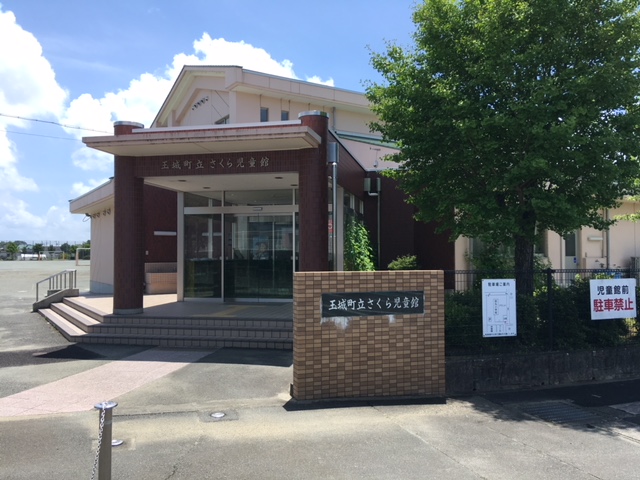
(224, 189, 294, 207)
(184, 192, 222, 207)
(260, 107, 269, 122)
(535, 229, 547, 257)
(281, 110, 289, 121)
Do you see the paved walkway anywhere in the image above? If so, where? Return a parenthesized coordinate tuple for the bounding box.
(5, 261, 640, 479)
(0, 348, 212, 417)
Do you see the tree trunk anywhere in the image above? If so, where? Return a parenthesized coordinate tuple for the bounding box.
(514, 234, 535, 295)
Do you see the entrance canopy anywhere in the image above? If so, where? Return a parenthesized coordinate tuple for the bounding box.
(145, 172, 299, 196)
(90, 112, 331, 314)
(83, 122, 321, 157)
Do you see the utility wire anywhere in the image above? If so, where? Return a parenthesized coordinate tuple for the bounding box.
(0, 113, 111, 134)
(0, 128, 82, 142)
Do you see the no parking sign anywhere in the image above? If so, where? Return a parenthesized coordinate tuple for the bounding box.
(589, 278, 637, 320)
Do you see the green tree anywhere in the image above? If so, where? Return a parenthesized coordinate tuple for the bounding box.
(6, 242, 19, 260)
(367, 0, 640, 294)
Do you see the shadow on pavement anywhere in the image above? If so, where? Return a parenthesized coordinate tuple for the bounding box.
(284, 395, 447, 411)
(32, 344, 104, 360)
(453, 379, 640, 436)
(199, 347, 293, 367)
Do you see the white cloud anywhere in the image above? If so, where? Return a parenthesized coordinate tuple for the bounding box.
(70, 147, 113, 172)
(60, 35, 334, 173)
(0, 189, 89, 242)
(172, 34, 334, 86)
(0, 9, 68, 119)
(0, 8, 332, 242)
(305, 75, 335, 87)
(0, 132, 38, 191)
(63, 35, 334, 137)
(42, 204, 90, 243)
(181, 35, 300, 80)
(0, 192, 46, 231)
(0, 8, 67, 195)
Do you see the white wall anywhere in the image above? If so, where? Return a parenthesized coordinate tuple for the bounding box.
(90, 209, 114, 293)
(543, 200, 640, 270)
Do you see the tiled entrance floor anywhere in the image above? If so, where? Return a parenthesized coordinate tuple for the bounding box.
(73, 294, 293, 320)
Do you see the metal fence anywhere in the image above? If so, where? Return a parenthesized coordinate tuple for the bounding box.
(443, 268, 640, 356)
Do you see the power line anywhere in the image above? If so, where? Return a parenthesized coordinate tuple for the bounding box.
(0, 113, 111, 134)
(0, 128, 82, 142)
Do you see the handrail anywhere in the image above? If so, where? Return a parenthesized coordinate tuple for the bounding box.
(36, 269, 77, 302)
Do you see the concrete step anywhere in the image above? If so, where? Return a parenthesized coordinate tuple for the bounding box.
(100, 315, 293, 329)
(89, 323, 293, 340)
(73, 333, 292, 350)
(51, 302, 100, 333)
(39, 299, 293, 350)
(63, 297, 105, 321)
(39, 308, 87, 341)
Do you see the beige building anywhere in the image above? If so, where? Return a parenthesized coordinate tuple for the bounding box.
(454, 199, 640, 272)
(70, 66, 438, 307)
(71, 66, 640, 303)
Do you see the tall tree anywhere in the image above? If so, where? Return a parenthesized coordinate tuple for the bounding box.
(367, 0, 640, 293)
(6, 242, 19, 260)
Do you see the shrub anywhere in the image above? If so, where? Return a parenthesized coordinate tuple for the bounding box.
(445, 290, 483, 352)
(388, 254, 418, 270)
(344, 216, 375, 271)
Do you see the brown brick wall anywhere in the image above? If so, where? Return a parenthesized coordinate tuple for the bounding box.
(298, 112, 329, 272)
(143, 185, 177, 263)
(113, 155, 145, 313)
(292, 270, 445, 401)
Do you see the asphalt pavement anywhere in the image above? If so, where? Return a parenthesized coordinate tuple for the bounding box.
(2, 260, 640, 479)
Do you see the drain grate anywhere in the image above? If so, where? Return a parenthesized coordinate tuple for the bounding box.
(519, 402, 600, 424)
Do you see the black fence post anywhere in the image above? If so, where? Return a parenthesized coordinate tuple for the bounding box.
(546, 268, 554, 350)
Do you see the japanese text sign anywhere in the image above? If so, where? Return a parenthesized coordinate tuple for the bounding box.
(482, 279, 517, 337)
(589, 278, 637, 320)
(321, 291, 424, 318)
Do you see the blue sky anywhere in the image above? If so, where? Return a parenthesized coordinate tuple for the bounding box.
(0, 1, 416, 244)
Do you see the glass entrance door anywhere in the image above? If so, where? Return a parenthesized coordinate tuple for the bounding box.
(224, 214, 295, 300)
(184, 214, 222, 298)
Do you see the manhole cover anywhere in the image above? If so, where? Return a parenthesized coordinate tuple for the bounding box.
(519, 402, 600, 424)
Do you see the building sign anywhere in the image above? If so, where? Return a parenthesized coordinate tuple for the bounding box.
(321, 291, 424, 318)
(158, 155, 270, 171)
(482, 279, 517, 337)
(589, 278, 637, 320)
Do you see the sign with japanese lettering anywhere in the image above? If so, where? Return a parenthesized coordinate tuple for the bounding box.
(482, 279, 517, 337)
(158, 155, 271, 172)
(321, 291, 424, 318)
(589, 278, 637, 320)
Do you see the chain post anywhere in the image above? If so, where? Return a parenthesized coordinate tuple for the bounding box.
(92, 401, 118, 480)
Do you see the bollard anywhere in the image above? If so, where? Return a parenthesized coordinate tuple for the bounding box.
(92, 401, 118, 480)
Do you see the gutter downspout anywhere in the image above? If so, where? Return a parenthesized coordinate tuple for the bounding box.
(377, 177, 381, 269)
(329, 142, 339, 270)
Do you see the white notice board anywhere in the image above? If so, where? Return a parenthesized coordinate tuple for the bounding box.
(589, 278, 637, 320)
(482, 279, 517, 337)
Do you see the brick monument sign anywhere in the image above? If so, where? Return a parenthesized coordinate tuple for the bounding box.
(292, 271, 445, 401)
